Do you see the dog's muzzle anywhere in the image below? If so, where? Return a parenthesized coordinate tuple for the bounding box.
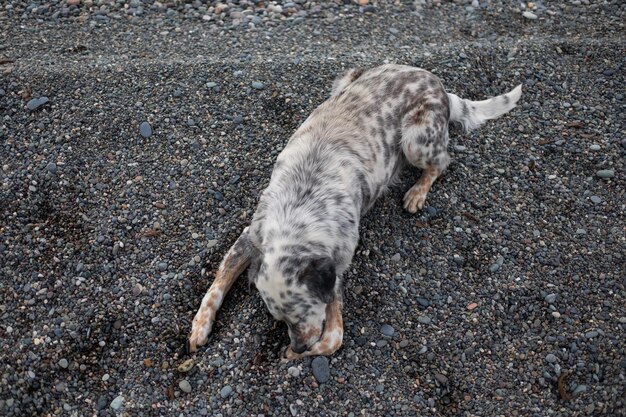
(291, 342, 308, 354)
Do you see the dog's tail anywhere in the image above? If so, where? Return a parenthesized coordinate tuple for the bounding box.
(447, 84, 522, 132)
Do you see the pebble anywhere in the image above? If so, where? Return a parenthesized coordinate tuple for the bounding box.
(425, 206, 437, 217)
(287, 366, 300, 378)
(434, 373, 448, 385)
(251, 81, 265, 90)
(573, 384, 587, 395)
(585, 330, 598, 339)
(589, 144, 600, 151)
(416, 297, 430, 309)
(132, 283, 143, 296)
(26, 97, 49, 111)
(179, 379, 192, 393)
(596, 170, 615, 179)
(523, 11, 537, 20)
(206, 82, 217, 88)
(139, 121, 152, 138)
(96, 396, 108, 410)
(58, 358, 69, 368)
(158, 262, 168, 271)
(110, 395, 124, 410)
(177, 359, 194, 373)
(546, 353, 558, 363)
(46, 162, 57, 174)
(545, 293, 557, 304)
(489, 263, 501, 272)
(418, 315, 431, 325)
(590, 196, 601, 204)
(311, 356, 330, 383)
(220, 385, 233, 398)
(380, 324, 395, 337)
(391, 253, 401, 262)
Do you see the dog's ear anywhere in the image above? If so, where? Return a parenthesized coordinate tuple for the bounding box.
(299, 257, 336, 304)
(247, 256, 261, 290)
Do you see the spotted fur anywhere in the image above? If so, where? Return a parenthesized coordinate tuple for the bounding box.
(189, 64, 522, 358)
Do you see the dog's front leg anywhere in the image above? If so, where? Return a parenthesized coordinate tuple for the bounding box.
(283, 297, 344, 361)
(188, 227, 255, 352)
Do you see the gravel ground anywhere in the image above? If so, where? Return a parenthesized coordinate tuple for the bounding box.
(1, 0, 625, 416)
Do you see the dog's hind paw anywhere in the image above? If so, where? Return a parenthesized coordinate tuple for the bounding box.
(403, 187, 428, 213)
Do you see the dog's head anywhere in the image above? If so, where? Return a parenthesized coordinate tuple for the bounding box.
(252, 255, 336, 354)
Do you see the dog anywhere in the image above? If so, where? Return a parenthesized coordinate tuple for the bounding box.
(188, 64, 521, 360)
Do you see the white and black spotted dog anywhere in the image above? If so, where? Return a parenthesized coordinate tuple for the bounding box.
(188, 64, 521, 360)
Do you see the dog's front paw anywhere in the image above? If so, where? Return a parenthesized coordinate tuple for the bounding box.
(188, 310, 214, 353)
(403, 186, 428, 213)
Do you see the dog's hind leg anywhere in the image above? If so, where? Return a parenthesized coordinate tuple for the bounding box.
(188, 227, 257, 352)
(331, 67, 364, 96)
(401, 95, 451, 213)
(282, 296, 344, 361)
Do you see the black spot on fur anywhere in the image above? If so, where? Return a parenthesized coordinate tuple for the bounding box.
(350, 67, 365, 82)
(297, 257, 336, 304)
(462, 100, 469, 117)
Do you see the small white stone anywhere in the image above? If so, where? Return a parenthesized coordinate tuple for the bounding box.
(110, 395, 124, 410)
(288, 366, 300, 378)
(523, 11, 538, 19)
